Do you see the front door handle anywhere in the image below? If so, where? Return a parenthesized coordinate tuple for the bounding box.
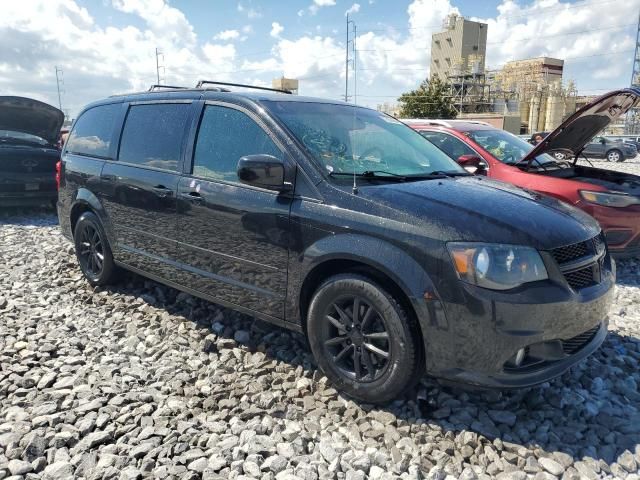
(152, 185, 173, 198)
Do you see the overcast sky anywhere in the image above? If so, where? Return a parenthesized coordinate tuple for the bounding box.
(1, 0, 638, 118)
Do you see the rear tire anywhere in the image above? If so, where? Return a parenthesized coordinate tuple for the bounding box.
(306, 273, 422, 404)
(606, 149, 623, 162)
(73, 211, 118, 286)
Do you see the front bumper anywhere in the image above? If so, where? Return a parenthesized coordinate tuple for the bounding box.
(576, 202, 640, 257)
(423, 255, 615, 389)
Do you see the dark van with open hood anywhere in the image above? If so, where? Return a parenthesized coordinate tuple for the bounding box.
(57, 82, 614, 403)
(0, 96, 64, 206)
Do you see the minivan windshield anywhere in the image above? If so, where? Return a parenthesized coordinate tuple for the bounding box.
(264, 101, 465, 177)
(465, 128, 557, 165)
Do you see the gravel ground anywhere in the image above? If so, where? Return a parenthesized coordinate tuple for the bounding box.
(577, 156, 640, 175)
(1, 197, 640, 480)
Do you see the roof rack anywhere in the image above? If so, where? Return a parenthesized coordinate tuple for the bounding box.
(148, 84, 188, 91)
(195, 80, 292, 94)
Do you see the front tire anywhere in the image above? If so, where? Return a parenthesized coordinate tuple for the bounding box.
(606, 149, 623, 162)
(73, 211, 118, 286)
(307, 274, 422, 404)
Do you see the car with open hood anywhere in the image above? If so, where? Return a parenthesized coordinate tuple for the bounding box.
(406, 88, 640, 257)
(0, 96, 64, 207)
(58, 82, 614, 403)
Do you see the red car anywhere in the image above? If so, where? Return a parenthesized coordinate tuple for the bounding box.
(404, 88, 640, 257)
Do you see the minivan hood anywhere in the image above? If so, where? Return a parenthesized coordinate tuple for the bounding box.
(523, 87, 640, 166)
(0, 96, 64, 145)
(359, 177, 600, 250)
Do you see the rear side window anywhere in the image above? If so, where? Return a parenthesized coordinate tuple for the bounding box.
(66, 103, 119, 158)
(118, 103, 191, 171)
(420, 131, 476, 159)
(192, 105, 281, 182)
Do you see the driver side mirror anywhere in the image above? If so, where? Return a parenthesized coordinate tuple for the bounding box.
(237, 154, 293, 192)
(599, 138, 606, 144)
(457, 154, 485, 174)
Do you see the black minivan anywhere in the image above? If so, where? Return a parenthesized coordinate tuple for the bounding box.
(58, 82, 614, 403)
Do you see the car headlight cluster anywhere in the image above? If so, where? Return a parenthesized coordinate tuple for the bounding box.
(579, 190, 640, 208)
(448, 243, 548, 290)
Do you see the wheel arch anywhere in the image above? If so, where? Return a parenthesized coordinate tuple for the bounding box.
(291, 234, 444, 359)
(69, 188, 115, 245)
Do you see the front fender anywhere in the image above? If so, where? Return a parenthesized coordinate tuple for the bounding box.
(286, 233, 450, 353)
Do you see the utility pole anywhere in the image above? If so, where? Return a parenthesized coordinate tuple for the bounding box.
(55, 66, 63, 111)
(345, 14, 356, 102)
(626, 11, 640, 134)
(353, 24, 357, 105)
(155, 48, 165, 84)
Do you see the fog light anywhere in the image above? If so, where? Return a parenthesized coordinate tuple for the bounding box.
(514, 348, 526, 367)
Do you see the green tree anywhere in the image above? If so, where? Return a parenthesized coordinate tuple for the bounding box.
(398, 76, 457, 119)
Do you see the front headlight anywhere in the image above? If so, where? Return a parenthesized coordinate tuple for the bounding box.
(579, 190, 640, 208)
(448, 243, 548, 290)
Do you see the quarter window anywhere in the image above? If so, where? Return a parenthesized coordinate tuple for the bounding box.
(118, 103, 191, 171)
(192, 105, 281, 182)
(66, 103, 119, 158)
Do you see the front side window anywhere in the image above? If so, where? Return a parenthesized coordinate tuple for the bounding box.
(192, 105, 281, 182)
(465, 128, 556, 165)
(419, 131, 476, 159)
(264, 101, 464, 177)
(118, 103, 191, 171)
(66, 103, 119, 158)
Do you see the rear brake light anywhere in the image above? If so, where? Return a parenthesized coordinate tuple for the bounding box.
(55, 160, 61, 190)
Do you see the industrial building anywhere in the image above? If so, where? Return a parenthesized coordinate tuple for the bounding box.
(489, 57, 575, 133)
(430, 14, 487, 80)
(272, 77, 299, 94)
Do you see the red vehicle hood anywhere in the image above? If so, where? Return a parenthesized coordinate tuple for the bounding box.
(0, 96, 64, 145)
(522, 87, 640, 166)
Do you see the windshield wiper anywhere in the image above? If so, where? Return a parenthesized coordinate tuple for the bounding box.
(329, 171, 408, 181)
(328, 169, 471, 183)
(418, 170, 472, 177)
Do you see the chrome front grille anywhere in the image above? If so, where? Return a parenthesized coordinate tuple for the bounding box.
(550, 233, 606, 291)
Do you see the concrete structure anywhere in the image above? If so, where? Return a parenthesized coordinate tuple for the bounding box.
(493, 57, 564, 93)
(430, 14, 487, 79)
(457, 113, 521, 134)
(272, 77, 299, 94)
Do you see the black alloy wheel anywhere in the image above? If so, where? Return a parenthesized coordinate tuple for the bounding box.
(321, 296, 391, 382)
(78, 222, 104, 278)
(73, 211, 118, 286)
(307, 273, 422, 404)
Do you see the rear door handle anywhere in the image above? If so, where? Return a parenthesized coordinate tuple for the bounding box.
(152, 185, 173, 197)
(179, 191, 203, 203)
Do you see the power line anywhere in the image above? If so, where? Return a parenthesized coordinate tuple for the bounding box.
(355, 23, 636, 53)
(357, 0, 634, 33)
(354, 49, 635, 73)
